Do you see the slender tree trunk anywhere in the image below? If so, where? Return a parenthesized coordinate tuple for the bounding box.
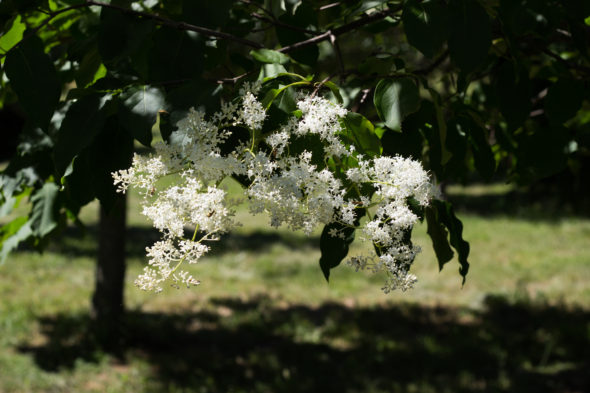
(91, 193, 127, 348)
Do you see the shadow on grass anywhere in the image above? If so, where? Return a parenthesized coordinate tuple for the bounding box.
(17, 295, 590, 393)
(46, 227, 319, 260)
(446, 187, 590, 220)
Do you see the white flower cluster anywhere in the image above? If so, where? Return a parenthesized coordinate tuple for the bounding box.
(113, 83, 435, 293)
(342, 156, 435, 291)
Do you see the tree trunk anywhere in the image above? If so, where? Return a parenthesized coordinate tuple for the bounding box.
(91, 193, 127, 348)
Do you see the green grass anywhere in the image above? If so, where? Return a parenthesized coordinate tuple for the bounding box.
(1, 182, 589, 392)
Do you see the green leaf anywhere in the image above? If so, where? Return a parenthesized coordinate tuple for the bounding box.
(495, 61, 531, 129)
(158, 110, 175, 143)
(514, 125, 570, 183)
(381, 101, 430, 160)
(432, 199, 470, 283)
(261, 81, 309, 110)
(98, 7, 154, 66)
(374, 78, 421, 132)
(29, 182, 60, 238)
(250, 49, 290, 65)
(342, 112, 382, 157)
(53, 93, 113, 175)
(429, 89, 452, 165)
(443, 117, 469, 180)
(0, 216, 32, 263)
(358, 55, 396, 76)
(402, 0, 449, 58)
(4, 34, 61, 130)
(319, 222, 356, 282)
(544, 79, 585, 124)
(147, 28, 204, 83)
(166, 79, 220, 111)
(466, 118, 495, 180)
(323, 81, 344, 104)
(258, 64, 289, 80)
(182, 0, 233, 28)
(0, 15, 25, 60)
(448, 0, 491, 73)
(425, 205, 454, 270)
(276, 3, 319, 66)
(119, 86, 165, 147)
(63, 116, 134, 212)
(75, 46, 107, 88)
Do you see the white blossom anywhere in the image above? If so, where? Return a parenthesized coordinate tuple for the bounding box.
(113, 84, 435, 293)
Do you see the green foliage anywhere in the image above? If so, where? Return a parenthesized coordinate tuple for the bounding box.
(250, 49, 290, 65)
(319, 222, 356, 282)
(447, 0, 491, 74)
(341, 112, 382, 157)
(4, 35, 60, 130)
(373, 77, 421, 131)
(426, 200, 470, 283)
(402, 0, 448, 58)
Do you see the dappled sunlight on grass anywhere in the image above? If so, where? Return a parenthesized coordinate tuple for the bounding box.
(1, 183, 589, 392)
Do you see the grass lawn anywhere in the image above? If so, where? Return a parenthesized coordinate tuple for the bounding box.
(1, 182, 589, 392)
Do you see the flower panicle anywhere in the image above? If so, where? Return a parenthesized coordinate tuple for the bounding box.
(114, 83, 436, 293)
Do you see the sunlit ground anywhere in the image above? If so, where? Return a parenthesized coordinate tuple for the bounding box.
(0, 182, 589, 392)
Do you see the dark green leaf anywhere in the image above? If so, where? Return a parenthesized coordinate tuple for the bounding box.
(182, 0, 233, 28)
(448, 0, 491, 73)
(53, 93, 113, 175)
(147, 29, 204, 83)
(495, 61, 531, 129)
(425, 205, 454, 270)
(466, 118, 495, 180)
(166, 79, 220, 111)
(250, 49, 290, 65)
(515, 125, 570, 183)
(4, 34, 60, 130)
(289, 134, 326, 168)
(75, 46, 107, 88)
(374, 78, 421, 132)
(443, 117, 469, 181)
(342, 112, 381, 157)
(323, 81, 344, 104)
(544, 79, 585, 124)
(381, 102, 431, 159)
(119, 86, 166, 147)
(98, 8, 154, 66)
(319, 223, 356, 282)
(64, 116, 133, 212)
(276, 3, 319, 66)
(29, 182, 60, 237)
(358, 55, 396, 75)
(430, 90, 453, 165)
(402, 0, 449, 58)
(432, 199, 470, 283)
(158, 111, 175, 143)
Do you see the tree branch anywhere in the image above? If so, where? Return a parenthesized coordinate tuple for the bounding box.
(86, 0, 263, 49)
(542, 49, 590, 75)
(278, 7, 399, 53)
(250, 12, 318, 35)
(415, 50, 449, 75)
